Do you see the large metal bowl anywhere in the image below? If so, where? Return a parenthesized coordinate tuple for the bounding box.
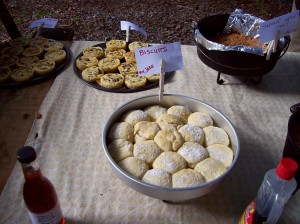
(102, 94, 240, 201)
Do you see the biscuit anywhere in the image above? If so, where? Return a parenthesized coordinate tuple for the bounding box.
(108, 122, 134, 143)
(188, 112, 214, 128)
(177, 142, 209, 168)
(145, 73, 160, 83)
(142, 169, 172, 187)
(194, 158, 226, 182)
(154, 129, 184, 152)
(97, 73, 124, 89)
(44, 49, 66, 64)
(0, 55, 18, 68)
(1, 46, 23, 56)
(44, 41, 64, 52)
(206, 144, 233, 168)
(108, 139, 134, 162)
(76, 56, 98, 71)
(134, 121, 161, 142)
(122, 110, 151, 126)
(157, 122, 178, 131)
(98, 57, 120, 73)
(118, 156, 149, 179)
(133, 140, 162, 165)
(167, 105, 192, 123)
(125, 75, 147, 89)
(105, 49, 126, 60)
(124, 51, 136, 62)
(22, 45, 43, 57)
(118, 62, 138, 75)
(16, 56, 39, 68)
(29, 36, 49, 48)
(153, 151, 186, 174)
(143, 105, 167, 121)
(156, 113, 183, 129)
(83, 46, 104, 59)
(128, 41, 148, 51)
(203, 126, 230, 147)
(0, 67, 11, 83)
(11, 67, 34, 82)
(172, 169, 205, 188)
(82, 66, 104, 82)
(9, 36, 30, 47)
(178, 124, 204, 144)
(106, 39, 126, 50)
(33, 59, 56, 76)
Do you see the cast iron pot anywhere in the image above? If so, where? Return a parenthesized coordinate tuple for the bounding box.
(102, 94, 240, 201)
(194, 14, 290, 84)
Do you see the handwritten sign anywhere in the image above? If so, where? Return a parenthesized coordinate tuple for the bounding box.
(120, 21, 147, 36)
(135, 42, 183, 76)
(259, 10, 299, 43)
(29, 18, 58, 29)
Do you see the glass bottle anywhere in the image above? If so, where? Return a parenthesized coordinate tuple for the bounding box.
(17, 146, 65, 224)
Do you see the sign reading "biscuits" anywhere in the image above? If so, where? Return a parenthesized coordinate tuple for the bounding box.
(135, 42, 184, 76)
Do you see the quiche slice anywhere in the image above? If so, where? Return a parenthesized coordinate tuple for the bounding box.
(44, 49, 67, 64)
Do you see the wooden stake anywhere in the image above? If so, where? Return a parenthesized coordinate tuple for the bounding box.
(159, 59, 165, 102)
(126, 25, 130, 43)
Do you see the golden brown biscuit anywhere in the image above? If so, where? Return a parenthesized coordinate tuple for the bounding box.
(156, 113, 183, 129)
(29, 36, 49, 48)
(145, 74, 160, 82)
(134, 121, 161, 142)
(118, 61, 138, 75)
(0, 55, 18, 68)
(76, 56, 98, 71)
(106, 39, 126, 50)
(124, 51, 136, 62)
(1, 46, 23, 56)
(167, 105, 192, 123)
(96, 73, 124, 89)
(98, 57, 120, 73)
(82, 66, 104, 82)
(33, 59, 56, 76)
(153, 151, 186, 174)
(11, 67, 34, 82)
(83, 46, 104, 59)
(9, 37, 30, 47)
(105, 49, 126, 60)
(128, 41, 148, 51)
(124, 75, 147, 89)
(44, 41, 64, 52)
(22, 45, 43, 57)
(16, 56, 39, 68)
(44, 49, 66, 64)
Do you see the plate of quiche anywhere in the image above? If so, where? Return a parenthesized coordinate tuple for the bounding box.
(74, 40, 171, 93)
(0, 36, 71, 87)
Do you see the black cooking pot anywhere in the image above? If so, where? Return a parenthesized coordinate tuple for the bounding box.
(194, 14, 291, 84)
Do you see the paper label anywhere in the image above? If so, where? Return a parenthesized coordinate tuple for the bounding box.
(120, 21, 147, 36)
(259, 10, 299, 43)
(29, 18, 58, 29)
(135, 42, 183, 76)
(239, 200, 256, 224)
(27, 202, 63, 224)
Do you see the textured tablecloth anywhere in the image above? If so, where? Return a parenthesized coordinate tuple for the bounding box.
(0, 41, 300, 224)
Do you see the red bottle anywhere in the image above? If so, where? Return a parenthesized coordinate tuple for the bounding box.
(17, 146, 65, 224)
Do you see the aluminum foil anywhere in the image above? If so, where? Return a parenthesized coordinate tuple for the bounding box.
(194, 9, 267, 56)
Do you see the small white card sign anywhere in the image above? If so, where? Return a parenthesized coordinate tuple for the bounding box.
(120, 21, 147, 36)
(259, 10, 299, 43)
(29, 18, 58, 29)
(135, 42, 183, 76)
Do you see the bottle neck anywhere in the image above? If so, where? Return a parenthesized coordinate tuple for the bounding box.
(21, 160, 43, 182)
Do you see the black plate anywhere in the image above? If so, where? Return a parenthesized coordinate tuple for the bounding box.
(0, 40, 72, 87)
(73, 43, 172, 93)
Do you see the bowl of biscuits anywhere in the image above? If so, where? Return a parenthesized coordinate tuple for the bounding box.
(102, 94, 240, 201)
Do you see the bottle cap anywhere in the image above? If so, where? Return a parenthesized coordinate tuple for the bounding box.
(17, 146, 37, 164)
(276, 158, 298, 180)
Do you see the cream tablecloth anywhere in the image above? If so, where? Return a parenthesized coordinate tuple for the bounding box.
(0, 41, 300, 224)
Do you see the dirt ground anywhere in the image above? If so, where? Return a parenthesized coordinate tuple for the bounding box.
(0, 0, 294, 44)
